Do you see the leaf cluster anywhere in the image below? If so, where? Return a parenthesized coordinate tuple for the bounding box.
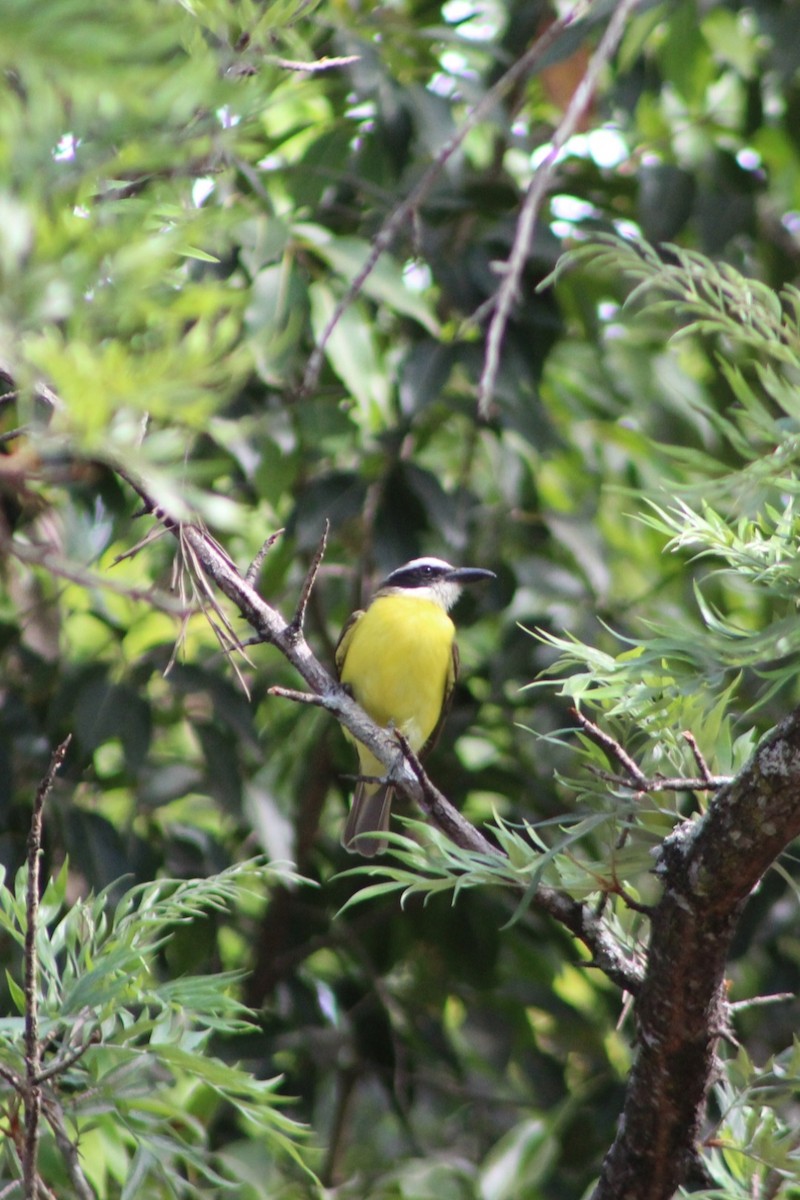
(0, 859, 313, 1198)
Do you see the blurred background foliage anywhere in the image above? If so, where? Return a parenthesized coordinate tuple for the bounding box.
(2, 0, 800, 1195)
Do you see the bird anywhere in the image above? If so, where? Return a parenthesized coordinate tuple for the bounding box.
(335, 556, 495, 856)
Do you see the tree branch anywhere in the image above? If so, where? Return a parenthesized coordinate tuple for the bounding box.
(23, 737, 71, 1200)
(300, 0, 591, 396)
(113, 464, 491, 842)
(533, 885, 645, 994)
(574, 709, 731, 791)
(113, 465, 646, 993)
(42, 1100, 96, 1200)
(477, 0, 640, 415)
(592, 709, 800, 1199)
(290, 521, 329, 634)
(110, 464, 800, 1193)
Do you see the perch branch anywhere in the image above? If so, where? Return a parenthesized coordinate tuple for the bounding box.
(113, 464, 645, 993)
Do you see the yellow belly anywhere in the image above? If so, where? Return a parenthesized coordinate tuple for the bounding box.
(340, 595, 455, 751)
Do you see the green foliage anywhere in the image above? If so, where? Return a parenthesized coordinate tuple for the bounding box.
(539, 236, 800, 728)
(0, 858, 314, 1197)
(3, 0, 800, 1196)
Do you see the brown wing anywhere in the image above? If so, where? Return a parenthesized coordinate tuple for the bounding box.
(336, 606, 394, 856)
(342, 780, 393, 856)
(420, 639, 459, 758)
(334, 608, 365, 679)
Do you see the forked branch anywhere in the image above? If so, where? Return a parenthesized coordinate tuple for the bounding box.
(111, 464, 644, 993)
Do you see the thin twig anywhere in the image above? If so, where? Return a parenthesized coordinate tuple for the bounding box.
(300, 0, 590, 395)
(571, 708, 650, 788)
(0, 426, 27, 447)
(269, 54, 360, 72)
(268, 685, 328, 707)
(35, 1030, 100, 1086)
(245, 528, 284, 586)
(7, 538, 189, 616)
(576, 711, 730, 791)
(682, 730, 715, 784)
(109, 522, 170, 565)
(174, 526, 253, 696)
(729, 992, 795, 1013)
(0, 1062, 22, 1091)
(589, 766, 730, 792)
(23, 737, 71, 1200)
(478, 0, 640, 415)
(395, 730, 446, 812)
(42, 1100, 95, 1200)
(290, 522, 329, 634)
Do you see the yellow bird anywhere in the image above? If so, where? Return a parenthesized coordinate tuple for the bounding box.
(335, 556, 495, 855)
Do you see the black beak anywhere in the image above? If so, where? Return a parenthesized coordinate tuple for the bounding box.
(446, 567, 496, 585)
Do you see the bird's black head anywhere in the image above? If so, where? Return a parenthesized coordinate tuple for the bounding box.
(377, 557, 495, 610)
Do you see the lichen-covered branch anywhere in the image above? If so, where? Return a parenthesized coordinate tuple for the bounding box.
(592, 710, 800, 1199)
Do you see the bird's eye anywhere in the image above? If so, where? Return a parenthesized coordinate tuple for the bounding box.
(421, 565, 434, 575)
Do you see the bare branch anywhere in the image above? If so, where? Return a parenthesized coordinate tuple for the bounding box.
(290, 521, 329, 634)
(682, 729, 716, 784)
(571, 708, 650, 788)
(23, 737, 71, 1200)
(592, 709, 800, 1199)
(268, 685, 328, 707)
(729, 992, 795, 1013)
(589, 766, 730, 792)
(245, 528, 284, 587)
(7, 535, 189, 616)
(111, 464, 646, 993)
(35, 1028, 100, 1086)
(300, 0, 591, 396)
(269, 54, 360, 73)
(477, 0, 640, 415)
(42, 1101, 95, 1200)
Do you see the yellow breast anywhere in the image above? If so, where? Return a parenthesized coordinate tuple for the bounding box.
(339, 594, 455, 751)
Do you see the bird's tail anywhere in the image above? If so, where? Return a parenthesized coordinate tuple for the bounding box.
(342, 780, 394, 856)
